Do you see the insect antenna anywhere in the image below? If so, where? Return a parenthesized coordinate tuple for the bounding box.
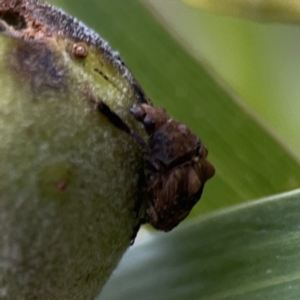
(97, 101, 146, 149)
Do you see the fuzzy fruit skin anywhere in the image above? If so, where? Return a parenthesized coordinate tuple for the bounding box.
(0, 22, 144, 300)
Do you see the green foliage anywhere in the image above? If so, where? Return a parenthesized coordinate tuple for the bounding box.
(146, 0, 300, 157)
(99, 190, 300, 299)
(182, 0, 300, 23)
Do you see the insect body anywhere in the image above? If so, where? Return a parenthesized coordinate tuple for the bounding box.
(98, 101, 215, 232)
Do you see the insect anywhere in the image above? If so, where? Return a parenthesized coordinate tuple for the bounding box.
(97, 100, 215, 235)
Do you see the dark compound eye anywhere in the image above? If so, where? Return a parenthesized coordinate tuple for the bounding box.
(143, 115, 155, 131)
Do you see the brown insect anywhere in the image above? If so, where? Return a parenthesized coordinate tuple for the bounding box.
(98, 101, 215, 237)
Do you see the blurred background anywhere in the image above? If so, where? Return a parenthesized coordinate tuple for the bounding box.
(146, 0, 300, 158)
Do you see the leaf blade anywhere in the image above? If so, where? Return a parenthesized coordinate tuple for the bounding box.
(182, 0, 300, 24)
(99, 189, 300, 300)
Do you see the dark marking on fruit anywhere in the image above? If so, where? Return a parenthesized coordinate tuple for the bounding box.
(56, 180, 68, 192)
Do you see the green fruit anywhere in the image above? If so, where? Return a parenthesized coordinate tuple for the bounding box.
(0, 1, 145, 299)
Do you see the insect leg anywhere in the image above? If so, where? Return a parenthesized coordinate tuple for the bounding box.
(97, 101, 146, 149)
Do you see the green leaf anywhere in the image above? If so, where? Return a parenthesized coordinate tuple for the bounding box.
(182, 0, 300, 23)
(49, 0, 300, 215)
(145, 0, 300, 157)
(99, 189, 300, 300)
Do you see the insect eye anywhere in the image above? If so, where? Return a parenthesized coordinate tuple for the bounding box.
(144, 115, 155, 131)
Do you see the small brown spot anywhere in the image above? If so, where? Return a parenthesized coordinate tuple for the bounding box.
(56, 180, 68, 192)
(72, 42, 88, 58)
